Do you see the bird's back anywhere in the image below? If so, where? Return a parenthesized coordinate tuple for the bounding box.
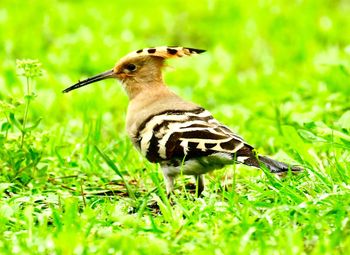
(126, 88, 254, 171)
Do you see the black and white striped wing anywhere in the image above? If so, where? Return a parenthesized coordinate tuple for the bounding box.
(136, 108, 254, 164)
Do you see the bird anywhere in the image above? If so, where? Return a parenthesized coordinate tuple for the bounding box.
(63, 46, 302, 196)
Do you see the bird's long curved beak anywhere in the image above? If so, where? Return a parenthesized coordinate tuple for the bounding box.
(62, 69, 115, 93)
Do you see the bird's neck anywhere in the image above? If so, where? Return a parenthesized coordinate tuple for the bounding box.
(122, 77, 165, 100)
(127, 82, 172, 107)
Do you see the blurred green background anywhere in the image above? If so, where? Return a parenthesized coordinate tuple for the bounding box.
(1, 0, 350, 254)
(1, 0, 350, 144)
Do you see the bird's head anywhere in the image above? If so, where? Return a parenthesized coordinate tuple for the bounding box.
(62, 46, 205, 98)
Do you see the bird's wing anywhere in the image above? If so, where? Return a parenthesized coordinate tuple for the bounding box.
(136, 107, 254, 163)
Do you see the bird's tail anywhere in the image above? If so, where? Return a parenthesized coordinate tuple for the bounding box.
(257, 155, 303, 174)
(242, 154, 302, 174)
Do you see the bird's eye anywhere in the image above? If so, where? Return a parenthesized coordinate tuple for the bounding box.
(125, 63, 137, 72)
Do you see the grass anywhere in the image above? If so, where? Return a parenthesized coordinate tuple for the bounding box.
(1, 0, 350, 254)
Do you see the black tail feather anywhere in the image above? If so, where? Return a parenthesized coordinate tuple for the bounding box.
(257, 155, 302, 173)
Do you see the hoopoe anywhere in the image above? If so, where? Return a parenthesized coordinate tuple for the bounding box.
(63, 46, 302, 196)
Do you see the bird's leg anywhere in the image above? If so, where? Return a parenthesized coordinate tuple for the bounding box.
(163, 173, 175, 196)
(195, 175, 205, 197)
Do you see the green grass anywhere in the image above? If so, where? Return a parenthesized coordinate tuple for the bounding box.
(1, 0, 350, 254)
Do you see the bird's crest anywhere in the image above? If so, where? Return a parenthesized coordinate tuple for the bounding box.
(120, 46, 206, 61)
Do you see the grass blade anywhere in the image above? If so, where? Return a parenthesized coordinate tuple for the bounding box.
(94, 145, 136, 200)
